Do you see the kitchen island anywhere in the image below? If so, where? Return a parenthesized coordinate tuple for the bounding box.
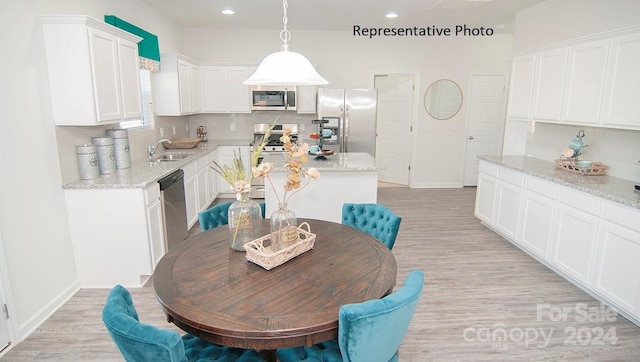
(261, 152, 377, 223)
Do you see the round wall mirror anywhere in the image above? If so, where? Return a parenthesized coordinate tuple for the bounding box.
(424, 79, 463, 120)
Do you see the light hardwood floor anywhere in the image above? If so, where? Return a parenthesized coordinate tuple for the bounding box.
(3, 187, 640, 361)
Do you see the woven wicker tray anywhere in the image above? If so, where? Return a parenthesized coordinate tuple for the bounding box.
(554, 158, 608, 176)
(162, 138, 202, 149)
(243, 222, 316, 270)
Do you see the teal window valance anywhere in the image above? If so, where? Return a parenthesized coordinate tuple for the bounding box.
(104, 15, 160, 71)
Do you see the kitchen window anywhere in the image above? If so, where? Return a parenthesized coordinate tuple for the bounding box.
(120, 69, 154, 129)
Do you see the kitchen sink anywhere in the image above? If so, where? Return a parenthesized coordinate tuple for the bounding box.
(156, 153, 193, 162)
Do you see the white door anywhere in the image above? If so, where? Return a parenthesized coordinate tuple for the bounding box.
(374, 75, 414, 185)
(463, 75, 507, 186)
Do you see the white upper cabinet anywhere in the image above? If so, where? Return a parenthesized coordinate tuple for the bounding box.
(601, 32, 640, 129)
(201, 66, 252, 113)
(507, 28, 640, 130)
(532, 49, 567, 121)
(297, 85, 317, 114)
(41, 16, 142, 126)
(154, 54, 200, 116)
(562, 40, 608, 125)
(506, 54, 536, 120)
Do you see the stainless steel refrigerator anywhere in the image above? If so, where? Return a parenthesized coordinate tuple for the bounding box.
(316, 88, 378, 155)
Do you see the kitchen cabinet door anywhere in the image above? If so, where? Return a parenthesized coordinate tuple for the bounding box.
(183, 161, 199, 228)
(201, 66, 251, 113)
(474, 161, 498, 225)
(506, 54, 536, 120)
(493, 171, 524, 241)
(118, 38, 143, 119)
(226, 67, 251, 113)
(517, 177, 557, 258)
(202, 67, 226, 112)
(154, 54, 200, 116)
(297, 85, 317, 114)
(144, 185, 165, 269)
(592, 202, 640, 319)
(549, 188, 602, 285)
(561, 40, 608, 125)
(206, 150, 219, 205)
(601, 32, 640, 129)
(41, 16, 142, 125)
(190, 64, 201, 113)
(195, 157, 208, 212)
(532, 49, 567, 121)
(216, 146, 250, 197)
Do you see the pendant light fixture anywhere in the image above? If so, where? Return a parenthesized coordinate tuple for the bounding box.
(244, 0, 328, 85)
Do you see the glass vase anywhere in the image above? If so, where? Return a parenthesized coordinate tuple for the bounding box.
(270, 203, 298, 250)
(228, 194, 262, 251)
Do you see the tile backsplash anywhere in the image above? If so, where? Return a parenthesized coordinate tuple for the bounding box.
(524, 122, 640, 181)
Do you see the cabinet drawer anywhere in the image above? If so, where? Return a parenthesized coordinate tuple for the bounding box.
(498, 167, 525, 187)
(525, 176, 557, 199)
(479, 161, 499, 177)
(603, 202, 640, 232)
(144, 184, 160, 205)
(558, 187, 602, 216)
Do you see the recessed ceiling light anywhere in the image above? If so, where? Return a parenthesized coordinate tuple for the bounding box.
(385, 12, 398, 19)
(222, 9, 235, 15)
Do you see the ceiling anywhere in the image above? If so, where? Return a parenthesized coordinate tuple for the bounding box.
(141, 0, 547, 34)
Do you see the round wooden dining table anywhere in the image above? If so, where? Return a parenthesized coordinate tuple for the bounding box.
(152, 218, 397, 351)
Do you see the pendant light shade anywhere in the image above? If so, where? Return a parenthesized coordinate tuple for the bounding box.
(244, 0, 328, 86)
(244, 47, 328, 85)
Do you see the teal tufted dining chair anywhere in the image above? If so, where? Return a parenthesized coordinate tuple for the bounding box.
(198, 202, 266, 232)
(102, 285, 265, 362)
(341, 203, 402, 250)
(276, 270, 424, 362)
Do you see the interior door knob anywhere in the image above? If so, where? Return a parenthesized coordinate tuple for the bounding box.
(468, 136, 474, 140)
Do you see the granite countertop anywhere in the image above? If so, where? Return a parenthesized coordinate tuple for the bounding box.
(63, 139, 252, 189)
(261, 152, 376, 172)
(479, 155, 640, 209)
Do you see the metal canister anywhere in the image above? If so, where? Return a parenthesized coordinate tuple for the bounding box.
(92, 136, 116, 175)
(106, 128, 131, 169)
(76, 144, 99, 180)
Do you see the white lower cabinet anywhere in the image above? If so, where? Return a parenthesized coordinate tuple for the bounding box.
(216, 146, 250, 197)
(517, 177, 557, 258)
(65, 184, 165, 287)
(591, 202, 640, 319)
(206, 150, 219, 206)
(475, 159, 640, 324)
(183, 161, 199, 228)
(549, 191, 601, 285)
(184, 150, 219, 228)
(474, 162, 498, 224)
(493, 168, 524, 240)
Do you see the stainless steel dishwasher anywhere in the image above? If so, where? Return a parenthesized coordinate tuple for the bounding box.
(158, 169, 188, 251)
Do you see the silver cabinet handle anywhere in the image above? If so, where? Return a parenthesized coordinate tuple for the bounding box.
(468, 136, 474, 140)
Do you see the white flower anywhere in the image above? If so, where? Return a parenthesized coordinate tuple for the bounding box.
(230, 180, 251, 195)
(252, 162, 273, 178)
(306, 167, 320, 180)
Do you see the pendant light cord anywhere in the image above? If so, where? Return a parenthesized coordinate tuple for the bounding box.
(280, 0, 291, 50)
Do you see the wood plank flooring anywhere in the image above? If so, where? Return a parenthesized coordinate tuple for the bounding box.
(3, 187, 640, 361)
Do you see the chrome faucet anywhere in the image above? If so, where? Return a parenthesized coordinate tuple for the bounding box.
(148, 139, 171, 158)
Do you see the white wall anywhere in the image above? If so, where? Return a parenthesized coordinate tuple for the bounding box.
(505, 0, 640, 181)
(183, 28, 515, 187)
(0, 0, 183, 343)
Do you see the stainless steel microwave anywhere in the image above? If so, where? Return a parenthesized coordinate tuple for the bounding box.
(250, 86, 297, 111)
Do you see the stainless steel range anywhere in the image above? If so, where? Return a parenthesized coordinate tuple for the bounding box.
(251, 123, 299, 198)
